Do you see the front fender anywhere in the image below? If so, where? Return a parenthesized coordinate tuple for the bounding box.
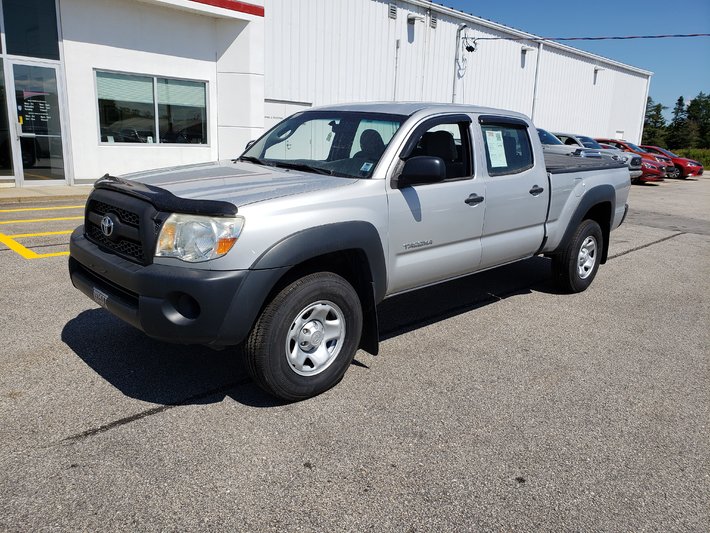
(251, 221, 387, 302)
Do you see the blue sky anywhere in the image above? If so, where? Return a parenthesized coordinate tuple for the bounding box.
(440, 0, 710, 120)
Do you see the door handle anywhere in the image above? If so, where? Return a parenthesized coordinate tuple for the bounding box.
(529, 185, 544, 196)
(464, 193, 485, 205)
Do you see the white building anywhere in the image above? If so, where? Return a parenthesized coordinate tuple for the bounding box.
(0, 0, 651, 188)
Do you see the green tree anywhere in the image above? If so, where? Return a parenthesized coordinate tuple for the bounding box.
(686, 92, 710, 148)
(666, 96, 695, 149)
(641, 96, 667, 146)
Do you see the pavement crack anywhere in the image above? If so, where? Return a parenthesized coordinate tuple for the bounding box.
(61, 379, 250, 443)
(609, 231, 685, 260)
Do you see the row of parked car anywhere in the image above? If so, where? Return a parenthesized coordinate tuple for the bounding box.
(537, 129, 704, 184)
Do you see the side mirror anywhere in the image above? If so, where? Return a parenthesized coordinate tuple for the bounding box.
(395, 156, 446, 187)
(244, 140, 256, 150)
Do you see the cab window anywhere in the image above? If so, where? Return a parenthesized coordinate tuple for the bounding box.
(481, 124, 533, 176)
(406, 121, 472, 180)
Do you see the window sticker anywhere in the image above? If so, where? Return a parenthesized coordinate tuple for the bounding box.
(360, 162, 374, 173)
(485, 130, 508, 168)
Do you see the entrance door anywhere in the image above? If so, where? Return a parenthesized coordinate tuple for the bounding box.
(9, 62, 66, 184)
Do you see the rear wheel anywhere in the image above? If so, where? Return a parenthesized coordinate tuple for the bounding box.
(245, 272, 362, 401)
(552, 219, 603, 293)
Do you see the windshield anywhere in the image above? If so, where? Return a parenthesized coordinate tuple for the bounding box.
(626, 142, 647, 153)
(578, 136, 603, 149)
(654, 147, 678, 158)
(537, 128, 563, 145)
(240, 111, 406, 178)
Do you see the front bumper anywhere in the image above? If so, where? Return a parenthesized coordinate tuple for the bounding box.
(69, 227, 286, 346)
(682, 165, 704, 177)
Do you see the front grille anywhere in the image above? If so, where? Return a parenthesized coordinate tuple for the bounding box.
(90, 199, 139, 227)
(87, 223, 144, 261)
(84, 192, 158, 265)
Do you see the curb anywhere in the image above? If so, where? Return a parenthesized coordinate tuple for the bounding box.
(0, 195, 90, 204)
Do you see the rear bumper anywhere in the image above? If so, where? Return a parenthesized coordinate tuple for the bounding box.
(69, 227, 286, 346)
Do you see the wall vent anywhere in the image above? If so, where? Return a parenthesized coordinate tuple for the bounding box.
(430, 12, 437, 28)
(388, 2, 397, 20)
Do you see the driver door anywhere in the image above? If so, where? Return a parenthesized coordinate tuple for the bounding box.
(386, 115, 486, 294)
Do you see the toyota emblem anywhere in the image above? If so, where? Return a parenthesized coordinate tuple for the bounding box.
(100, 215, 114, 237)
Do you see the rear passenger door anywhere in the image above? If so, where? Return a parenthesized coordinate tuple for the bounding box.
(477, 116, 548, 269)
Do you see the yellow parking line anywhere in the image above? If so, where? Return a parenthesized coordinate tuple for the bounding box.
(9, 230, 74, 238)
(0, 205, 84, 213)
(0, 216, 83, 225)
(0, 232, 69, 259)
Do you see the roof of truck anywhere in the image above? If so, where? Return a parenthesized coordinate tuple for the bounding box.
(308, 101, 531, 121)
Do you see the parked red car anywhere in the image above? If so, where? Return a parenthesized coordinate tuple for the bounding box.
(640, 145, 704, 179)
(596, 138, 673, 179)
(597, 142, 664, 183)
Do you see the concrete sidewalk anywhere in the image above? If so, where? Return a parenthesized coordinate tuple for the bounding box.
(0, 184, 93, 204)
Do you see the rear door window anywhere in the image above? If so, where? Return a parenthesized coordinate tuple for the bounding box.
(481, 124, 533, 176)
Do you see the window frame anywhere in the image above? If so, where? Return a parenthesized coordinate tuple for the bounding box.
(94, 69, 210, 147)
(478, 115, 534, 177)
(398, 113, 475, 184)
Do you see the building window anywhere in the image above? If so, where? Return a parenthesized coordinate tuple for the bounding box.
(96, 71, 207, 145)
(2, 0, 60, 60)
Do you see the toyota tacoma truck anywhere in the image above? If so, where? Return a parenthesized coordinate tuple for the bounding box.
(69, 103, 630, 401)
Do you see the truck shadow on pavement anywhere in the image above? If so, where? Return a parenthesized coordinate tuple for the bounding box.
(62, 256, 556, 408)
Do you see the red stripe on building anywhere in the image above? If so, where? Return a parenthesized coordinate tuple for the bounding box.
(189, 0, 264, 17)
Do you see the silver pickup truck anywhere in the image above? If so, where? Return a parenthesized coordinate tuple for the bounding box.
(69, 103, 630, 400)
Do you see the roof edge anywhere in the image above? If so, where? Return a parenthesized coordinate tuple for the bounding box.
(402, 0, 654, 77)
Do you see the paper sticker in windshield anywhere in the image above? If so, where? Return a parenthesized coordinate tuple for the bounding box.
(360, 162, 374, 173)
(485, 130, 508, 168)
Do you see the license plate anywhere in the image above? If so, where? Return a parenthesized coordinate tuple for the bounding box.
(92, 287, 109, 308)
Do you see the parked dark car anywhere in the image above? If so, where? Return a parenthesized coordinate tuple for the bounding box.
(640, 145, 704, 179)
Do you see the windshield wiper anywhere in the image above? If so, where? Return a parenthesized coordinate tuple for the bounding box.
(235, 155, 266, 165)
(271, 161, 335, 175)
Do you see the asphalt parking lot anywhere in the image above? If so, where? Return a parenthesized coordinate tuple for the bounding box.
(1, 178, 708, 531)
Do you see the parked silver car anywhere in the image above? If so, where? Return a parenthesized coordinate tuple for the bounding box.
(553, 132, 642, 180)
(536, 128, 602, 158)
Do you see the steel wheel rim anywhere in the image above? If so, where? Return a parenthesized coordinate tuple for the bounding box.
(285, 300, 345, 376)
(577, 236, 597, 279)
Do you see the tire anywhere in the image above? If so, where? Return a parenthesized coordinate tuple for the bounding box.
(245, 272, 363, 401)
(552, 219, 603, 293)
(667, 165, 682, 179)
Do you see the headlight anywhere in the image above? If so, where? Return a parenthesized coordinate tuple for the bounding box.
(642, 162, 655, 169)
(155, 213, 244, 262)
(687, 161, 699, 167)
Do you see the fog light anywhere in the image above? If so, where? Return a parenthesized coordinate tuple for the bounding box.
(164, 292, 201, 321)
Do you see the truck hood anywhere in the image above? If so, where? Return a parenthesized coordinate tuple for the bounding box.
(120, 160, 356, 208)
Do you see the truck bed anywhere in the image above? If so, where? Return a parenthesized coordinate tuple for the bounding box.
(544, 152, 627, 174)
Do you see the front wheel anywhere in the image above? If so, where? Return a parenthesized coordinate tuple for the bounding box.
(245, 272, 363, 401)
(667, 165, 682, 179)
(552, 219, 603, 293)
